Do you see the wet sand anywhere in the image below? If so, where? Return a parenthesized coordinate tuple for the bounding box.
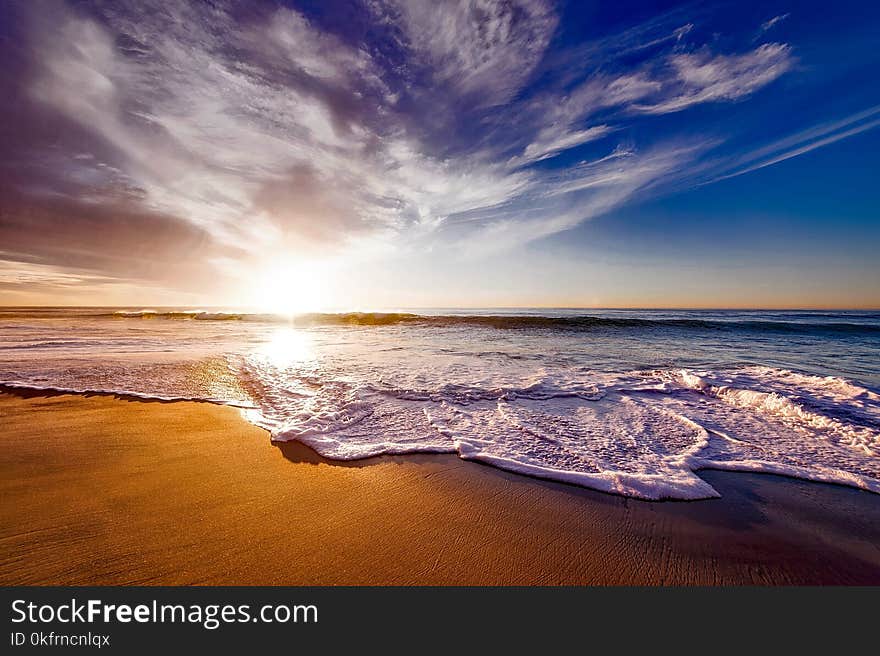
(1, 392, 879, 585)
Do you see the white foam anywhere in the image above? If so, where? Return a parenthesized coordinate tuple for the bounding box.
(2, 311, 879, 501)
(245, 360, 880, 500)
(0, 380, 255, 408)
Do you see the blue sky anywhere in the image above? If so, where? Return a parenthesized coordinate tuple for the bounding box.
(0, 0, 878, 308)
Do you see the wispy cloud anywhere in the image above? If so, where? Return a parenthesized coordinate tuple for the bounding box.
(710, 105, 880, 182)
(760, 13, 790, 33)
(500, 36, 793, 178)
(513, 125, 614, 166)
(436, 141, 709, 255)
(3, 0, 859, 300)
(371, 0, 558, 107)
(632, 43, 794, 114)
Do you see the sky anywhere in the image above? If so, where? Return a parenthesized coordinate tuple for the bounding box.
(0, 0, 878, 310)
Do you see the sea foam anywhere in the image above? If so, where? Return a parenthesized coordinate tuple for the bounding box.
(240, 358, 880, 500)
(2, 309, 878, 500)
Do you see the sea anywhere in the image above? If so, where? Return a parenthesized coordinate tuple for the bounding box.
(1, 307, 878, 500)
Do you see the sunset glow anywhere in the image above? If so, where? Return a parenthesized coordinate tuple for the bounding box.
(1, 0, 879, 595)
(0, 0, 877, 309)
(252, 261, 330, 316)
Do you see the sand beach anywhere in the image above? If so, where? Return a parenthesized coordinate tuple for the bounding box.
(2, 391, 879, 586)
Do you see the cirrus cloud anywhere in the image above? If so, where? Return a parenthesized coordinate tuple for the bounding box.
(2, 0, 851, 303)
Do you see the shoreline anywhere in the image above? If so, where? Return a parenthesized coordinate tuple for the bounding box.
(1, 391, 879, 585)
(5, 381, 878, 502)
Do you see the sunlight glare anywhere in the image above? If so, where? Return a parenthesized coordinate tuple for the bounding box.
(252, 260, 328, 316)
(258, 327, 314, 367)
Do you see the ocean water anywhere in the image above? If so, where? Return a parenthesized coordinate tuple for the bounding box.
(1, 307, 878, 500)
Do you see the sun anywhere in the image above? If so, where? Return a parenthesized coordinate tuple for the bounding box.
(252, 260, 328, 316)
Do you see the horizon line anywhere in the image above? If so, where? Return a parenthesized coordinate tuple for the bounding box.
(2, 305, 879, 312)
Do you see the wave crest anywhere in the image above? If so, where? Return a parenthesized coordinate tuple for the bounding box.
(2, 308, 877, 334)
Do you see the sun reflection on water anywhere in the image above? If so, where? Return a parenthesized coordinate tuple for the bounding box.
(258, 327, 315, 367)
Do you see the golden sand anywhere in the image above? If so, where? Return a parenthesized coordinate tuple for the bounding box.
(1, 392, 879, 585)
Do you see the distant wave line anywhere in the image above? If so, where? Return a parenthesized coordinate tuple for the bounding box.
(2, 308, 879, 334)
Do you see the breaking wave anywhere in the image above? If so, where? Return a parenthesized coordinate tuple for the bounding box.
(1, 308, 878, 334)
(2, 307, 878, 500)
(236, 361, 880, 501)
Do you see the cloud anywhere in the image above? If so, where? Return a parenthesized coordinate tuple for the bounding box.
(0, 181, 241, 293)
(709, 105, 880, 182)
(24, 1, 402, 249)
(514, 125, 613, 165)
(673, 23, 694, 42)
(0, 0, 833, 302)
(760, 13, 790, 33)
(506, 40, 792, 168)
(261, 8, 376, 84)
(436, 141, 708, 255)
(373, 0, 558, 106)
(633, 43, 795, 114)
